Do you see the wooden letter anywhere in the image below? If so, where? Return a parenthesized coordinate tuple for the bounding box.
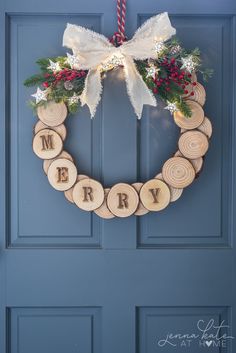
(73, 179, 105, 211)
(83, 187, 94, 202)
(33, 129, 63, 160)
(140, 179, 171, 212)
(57, 167, 68, 183)
(47, 158, 77, 191)
(117, 193, 129, 209)
(107, 183, 139, 217)
(40, 134, 54, 150)
(149, 188, 160, 203)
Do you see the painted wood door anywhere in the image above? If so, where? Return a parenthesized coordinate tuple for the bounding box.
(0, 0, 236, 352)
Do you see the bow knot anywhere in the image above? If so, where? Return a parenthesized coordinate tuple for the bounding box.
(110, 31, 127, 46)
(63, 12, 176, 118)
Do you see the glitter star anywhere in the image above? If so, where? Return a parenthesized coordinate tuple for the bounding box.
(146, 65, 160, 79)
(154, 40, 166, 55)
(47, 59, 61, 73)
(31, 87, 47, 104)
(100, 54, 124, 72)
(181, 55, 196, 73)
(68, 93, 80, 105)
(66, 53, 80, 69)
(110, 54, 124, 66)
(170, 44, 182, 55)
(164, 101, 179, 114)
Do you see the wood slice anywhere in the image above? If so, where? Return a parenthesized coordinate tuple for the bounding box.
(197, 117, 212, 138)
(175, 150, 203, 174)
(154, 173, 183, 202)
(132, 183, 149, 216)
(178, 130, 209, 159)
(155, 173, 162, 179)
(73, 179, 104, 211)
(191, 72, 197, 83)
(37, 101, 67, 127)
(140, 179, 171, 211)
(181, 117, 212, 139)
(162, 157, 196, 188)
(107, 183, 139, 218)
(64, 174, 89, 204)
(47, 158, 77, 191)
(94, 188, 115, 219)
(182, 73, 198, 98)
(187, 82, 206, 106)
(174, 100, 204, 130)
(34, 120, 67, 140)
(43, 151, 73, 175)
(33, 128, 63, 160)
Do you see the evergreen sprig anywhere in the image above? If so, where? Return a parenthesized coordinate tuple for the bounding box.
(24, 74, 46, 87)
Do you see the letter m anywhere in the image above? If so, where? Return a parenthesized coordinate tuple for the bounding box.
(40, 134, 54, 150)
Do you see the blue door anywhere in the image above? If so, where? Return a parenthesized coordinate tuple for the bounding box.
(0, 0, 236, 352)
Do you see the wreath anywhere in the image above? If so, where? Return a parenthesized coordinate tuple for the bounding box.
(25, 11, 213, 219)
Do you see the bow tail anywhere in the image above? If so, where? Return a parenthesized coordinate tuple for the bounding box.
(80, 68, 103, 118)
(123, 56, 157, 119)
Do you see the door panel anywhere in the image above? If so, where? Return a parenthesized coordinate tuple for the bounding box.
(0, 0, 236, 353)
(137, 307, 230, 353)
(10, 307, 102, 353)
(139, 15, 233, 248)
(8, 14, 103, 248)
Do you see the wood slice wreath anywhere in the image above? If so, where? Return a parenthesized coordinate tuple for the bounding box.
(26, 12, 213, 219)
(31, 82, 212, 218)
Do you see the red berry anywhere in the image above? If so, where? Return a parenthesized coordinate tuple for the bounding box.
(184, 90, 188, 94)
(190, 92, 194, 96)
(193, 82, 197, 86)
(182, 85, 185, 89)
(188, 74, 192, 78)
(42, 82, 49, 88)
(166, 87, 170, 91)
(153, 87, 158, 94)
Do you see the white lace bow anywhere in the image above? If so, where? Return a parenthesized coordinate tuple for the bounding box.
(63, 12, 176, 118)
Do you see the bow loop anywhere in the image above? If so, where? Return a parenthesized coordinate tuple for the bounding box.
(63, 12, 176, 118)
(63, 24, 113, 69)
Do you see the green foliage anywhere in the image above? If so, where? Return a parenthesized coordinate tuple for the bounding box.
(191, 47, 201, 57)
(36, 58, 50, 71)
(177, 99, 192, 117)
(68, 103, 79, 114)
(24, 74, 45, 87)
(200, 68, 214, 82)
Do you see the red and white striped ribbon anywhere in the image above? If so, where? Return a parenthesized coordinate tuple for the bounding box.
(110, 0, 127, 46)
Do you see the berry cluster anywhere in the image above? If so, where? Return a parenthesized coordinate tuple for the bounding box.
(42, 69, 86, 88)
(152, 57, 197, 96)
